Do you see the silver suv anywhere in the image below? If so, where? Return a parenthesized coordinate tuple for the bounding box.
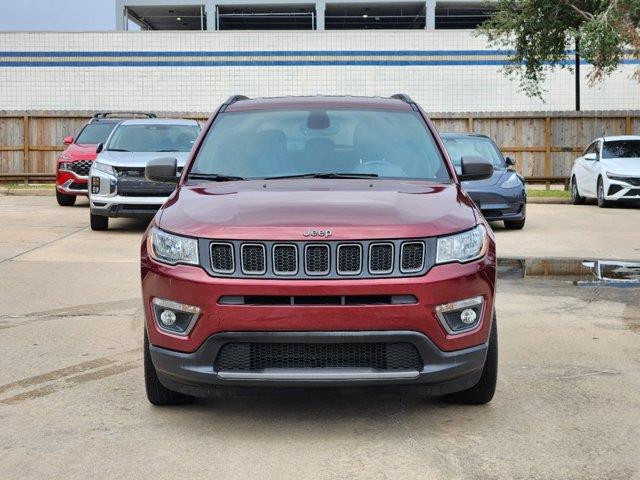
(88, 118, 201, 230)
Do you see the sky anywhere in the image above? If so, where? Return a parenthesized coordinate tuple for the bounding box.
(0, 0, 116, 31)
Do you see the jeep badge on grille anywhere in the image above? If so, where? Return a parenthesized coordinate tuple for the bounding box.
(303, 228, 332, 238)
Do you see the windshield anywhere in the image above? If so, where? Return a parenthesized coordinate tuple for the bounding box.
(441, 136, 504, 169)
(602, 140, 640, 159)
(75, 123, 118, 145)
(106, 124, 200, 152)
(190, 109, 450, 181)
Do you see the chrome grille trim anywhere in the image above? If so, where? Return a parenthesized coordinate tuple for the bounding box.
(241, 243, 267, 275)
(369, 242, 394, 275)
(304, 244, 330, 276)
(272, 244, 298, 276)
(400, 241, 426, 273)
(210, 242, 235, 274)
(336, 243, 362, 276)
(200, 238, 436, 280)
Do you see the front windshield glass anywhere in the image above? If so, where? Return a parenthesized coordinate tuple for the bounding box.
(442, 136, 505, 170)
(602, 140, 640, 159)
(106, 124, 199, 152)
(190, 109, 451, 181)
(75, 123, 118, 145)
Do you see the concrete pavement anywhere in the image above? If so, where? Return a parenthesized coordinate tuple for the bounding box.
(0, 196, 639, 479)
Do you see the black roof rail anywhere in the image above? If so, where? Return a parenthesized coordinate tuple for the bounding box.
(92, 111, 157, 119)
(220, 95, 249, 112)
(390, 93, 415, 104)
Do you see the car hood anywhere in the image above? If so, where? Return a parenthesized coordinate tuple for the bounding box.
(96, 151, 190, 167)
(600, 158, 640, 176)
(63, 143, 99, 161)
(158, 179, 479, 240)
(461, 168, 510, 190)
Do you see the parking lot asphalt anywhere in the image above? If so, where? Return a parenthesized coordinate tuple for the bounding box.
(1, 196, 639, 479)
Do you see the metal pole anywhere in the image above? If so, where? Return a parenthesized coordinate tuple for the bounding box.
(575, 37, 581, 111)
(201, 5, 204, 30)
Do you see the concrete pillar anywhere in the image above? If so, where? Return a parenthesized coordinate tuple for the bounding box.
(425, 0, 436, 29)
(115, 0, 126, 30)
(315, 0, 326, 31)
(205, 0, 218, 30)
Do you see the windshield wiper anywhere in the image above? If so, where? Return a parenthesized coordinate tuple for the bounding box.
(265, 172, 379, 180)
(106, 148, 130, 152)
(188, 173, 246, 182)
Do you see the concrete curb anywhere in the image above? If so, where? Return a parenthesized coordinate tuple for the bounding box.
(1, 188, 55, 197)
(527, 197, 572, 204)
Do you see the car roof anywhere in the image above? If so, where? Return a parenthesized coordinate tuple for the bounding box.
(440, 132, 491, 139)
(600, 135, 640, 142)
(117, 118, 199, 126)
(225, 95, 414, 112)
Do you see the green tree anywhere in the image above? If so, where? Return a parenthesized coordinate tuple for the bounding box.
(479, 0, 640, 97)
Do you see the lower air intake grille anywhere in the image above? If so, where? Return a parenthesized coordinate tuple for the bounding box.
(215, 342, 422, 371)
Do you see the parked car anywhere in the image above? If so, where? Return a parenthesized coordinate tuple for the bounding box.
(55, 112, 155, 206)
(141, 94, 498, 406)
(88, 118, 201, 230)
(571, 135, 640, 208)
(441, 133, 526, 230)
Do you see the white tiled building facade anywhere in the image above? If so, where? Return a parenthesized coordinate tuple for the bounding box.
(0, 30, 638, 113)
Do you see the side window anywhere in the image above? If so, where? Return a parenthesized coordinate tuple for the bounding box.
(583, 142, 595, 156)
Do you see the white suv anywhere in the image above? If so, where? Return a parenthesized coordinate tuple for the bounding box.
(571, 135, 640, 208)
(88, 119, 201, 230)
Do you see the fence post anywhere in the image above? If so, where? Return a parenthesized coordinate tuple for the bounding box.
(544, 117, 551, 191)
(626, 116, 633, 135)
(22, 115, 30, 185)
(467, 115, 474, 133)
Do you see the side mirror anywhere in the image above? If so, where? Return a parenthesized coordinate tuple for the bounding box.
(459, 155, 494, 182)
(63, 136, 74, 145)
(145, 157, 178, 183)
(584, 152, 597, 161)
(96, 143, 104, 154)
(505, 156, 516, 167)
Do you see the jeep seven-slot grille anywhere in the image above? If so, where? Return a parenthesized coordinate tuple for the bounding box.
(215, 342, 422, 371)
(206, 239, 429, 279)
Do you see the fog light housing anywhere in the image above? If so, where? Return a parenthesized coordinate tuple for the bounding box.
(435, 296, 483, 334)
(152, 298, 200, 335)
(91, 177, 100, 194)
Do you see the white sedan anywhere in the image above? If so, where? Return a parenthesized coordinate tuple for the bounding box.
(571, 135, 640, 207)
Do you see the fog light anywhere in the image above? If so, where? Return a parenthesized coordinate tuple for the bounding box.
(91, 177, 100, 194)
(435, 296, 483, 334)
(152, 298, 200, 335)
(159, 310, 177, 326)
(460, 308, 477, 325)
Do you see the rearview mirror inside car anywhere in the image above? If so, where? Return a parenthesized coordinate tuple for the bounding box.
(146, 157, 178, 183)
(63, 136, 74, 145)
(584, 152, 597, 161)
(459, 155, 494, 182)
(96, 143, 104, 154)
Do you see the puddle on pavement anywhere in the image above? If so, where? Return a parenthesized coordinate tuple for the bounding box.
(498, 258, 640, 287)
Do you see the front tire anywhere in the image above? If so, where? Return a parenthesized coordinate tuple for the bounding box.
(571, 176, 585, 205)
(90, 212, 108, 231)
(444, 316, 498, 405)
(56, 190, 76, 207)
(144, 331, 195, 406)
(597, 178, 611, 208)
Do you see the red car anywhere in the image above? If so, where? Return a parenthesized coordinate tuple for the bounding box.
(141, 95, 497, 406)
(55, 112, 155, 206)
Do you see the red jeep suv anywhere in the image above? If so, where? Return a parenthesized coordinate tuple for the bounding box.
(56, 112, 155, 206)
(141, 95, 497, 406)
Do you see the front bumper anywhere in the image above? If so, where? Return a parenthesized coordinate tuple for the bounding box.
(606, 178, 640, 201)
(56, 170, 88, 195)
(466, 189, 526, 222)
(151, 330, 488, 395)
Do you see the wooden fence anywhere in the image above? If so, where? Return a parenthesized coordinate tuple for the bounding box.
(1, 110, 639, 186)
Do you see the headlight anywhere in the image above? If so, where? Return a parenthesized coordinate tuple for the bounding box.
(148, 227, 199, 266)
(606, 172, 628, 182)
(436, 224, 488, 264)
(500, 173, 521, 189)
(92, 161, 114, 175)
(58, 154, 72, 163)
